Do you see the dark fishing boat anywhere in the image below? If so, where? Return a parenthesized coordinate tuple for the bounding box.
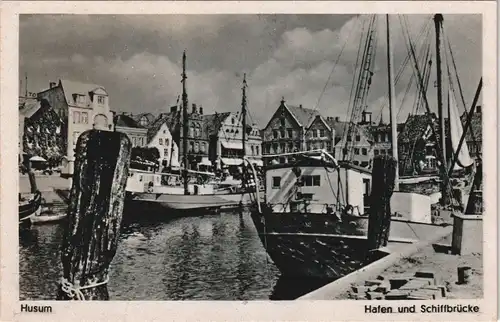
(249, 152, 449, 279)
(19, 191, 42, 225)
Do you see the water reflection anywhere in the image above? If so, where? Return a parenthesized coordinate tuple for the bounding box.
(19, 211, 282, 300)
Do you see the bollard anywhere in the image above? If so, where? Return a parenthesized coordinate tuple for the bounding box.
(57, 130, 131, 300)
(457, 266, 472, 285)
(366, 155, 397, 257)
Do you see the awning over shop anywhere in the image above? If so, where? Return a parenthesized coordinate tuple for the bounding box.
(221, 141, 243, 150)
(198, 157, 212, 166)
(221, 158, 243, 166)
(30, 156, 47, 162)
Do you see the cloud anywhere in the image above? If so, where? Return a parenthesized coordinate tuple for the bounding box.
(19, 14, 481, 128)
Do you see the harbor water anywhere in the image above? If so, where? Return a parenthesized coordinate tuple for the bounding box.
(19, 210, 326, 300)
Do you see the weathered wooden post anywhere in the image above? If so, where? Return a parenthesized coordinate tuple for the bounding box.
(57, 130, 131, 300)
(366, 155, 397, 254)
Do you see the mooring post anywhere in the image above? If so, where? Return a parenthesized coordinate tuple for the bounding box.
(57, 130, 131, 300)
(366, 155, 397, 255)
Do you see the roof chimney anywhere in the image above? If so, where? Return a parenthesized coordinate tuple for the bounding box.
(192, 103, 197, 114)
(171, 106, 177, 113)
(199, 106, 203, 115)
(335, 117, 339, 122)
(299, 104, 303, 108)
(49, 82, 56, 88)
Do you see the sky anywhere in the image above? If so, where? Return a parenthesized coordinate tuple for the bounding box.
(19, 14, 482, 127)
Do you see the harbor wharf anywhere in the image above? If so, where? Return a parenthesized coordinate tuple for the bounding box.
(298, 228, 483, 300)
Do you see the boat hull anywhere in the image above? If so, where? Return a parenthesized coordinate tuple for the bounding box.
(250, 211, 449, 280)
(126, 191, 263, 211)
(19, 191, 42, 225)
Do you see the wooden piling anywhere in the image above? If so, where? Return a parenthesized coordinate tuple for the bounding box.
(367, 155, 397, 255)
(57, 130, 131, 300)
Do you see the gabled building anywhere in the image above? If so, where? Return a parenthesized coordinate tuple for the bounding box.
(145, 115, 179, 169)
(398, 113, 444, 176)
(304, 114, 335, 154)
(262, 98, 319, 164)
(37, 79, 114, 175)
(333, 124, 373, 168)
(162, 103, 210, 170)
(114, 113, 148, 147)
(204, 111, 262, 169)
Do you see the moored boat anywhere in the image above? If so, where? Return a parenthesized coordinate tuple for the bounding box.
(249, 151, 449, 279)
(19, 191, 42, 226)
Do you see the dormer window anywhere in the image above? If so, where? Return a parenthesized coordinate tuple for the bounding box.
(73, 94, 86, 105)
(97, 95, 106, 105)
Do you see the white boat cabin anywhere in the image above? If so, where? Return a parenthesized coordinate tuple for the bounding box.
(264, 155, 371, 215)
(126, 169, 215, 195)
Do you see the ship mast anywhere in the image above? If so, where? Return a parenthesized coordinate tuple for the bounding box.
(386, 14, 399, 190)
(181, 50, 189, 195)
(241, 73, 247, 158)
(434, 14, 448, 205)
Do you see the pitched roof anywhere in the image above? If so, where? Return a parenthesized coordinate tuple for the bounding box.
(286, 104, 319, 127)
(59, 79, 105, 107)
(19, 100, 41, 118)
(325, 117, 349, 138)
(114, 114, 142, 128)
(146, 115, 171, 143)
(133, 113, 156, 126)
(398, 113, 439, 143)
(203, 112, 231, 136)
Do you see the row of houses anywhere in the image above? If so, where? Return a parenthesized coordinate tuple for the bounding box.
(19, 79, 482, 177)
(19, 79, 264, 175)
(261, 98, 482, 176)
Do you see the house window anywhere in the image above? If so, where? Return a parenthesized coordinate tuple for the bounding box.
(97, 96, 105, 105)
(194, 142, 199, 153)
(165, 138, 169, 147)
(272, 143, 278, 153)
(81, 112, 88, 124)
(385, 134, 389, 142)
(362, 148, 367, 155)
(356, 135, 361, 142)
(326, 142, 332, 151)
(300, 175, 321, 187)
(256, 146, 259, 155)
(73, 111, 81, 124)
(189, 141, 194, 152)
(159, 138, 163, 145)
(251, 146, 255, 155)
(320, 129, 325, 137)
(272, 177, 281, 189)
(279, 157, 286, 164)
(312, 131, 317, 138)
(201, 142, 206, 152)
(273, 130, 278, 139)
(164, 148, 169, 159)
(374, 149, 379, 156)
(354, 148, 360, 155)
(280, 129, 285, 138)
(231, 118, 235, 125)
(287, 129, 293, 138)
(347, 135, 352, 142)
(380, 149, 386, 155)
(280, 118, 285, 127)
(280, 143, 285, 153)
